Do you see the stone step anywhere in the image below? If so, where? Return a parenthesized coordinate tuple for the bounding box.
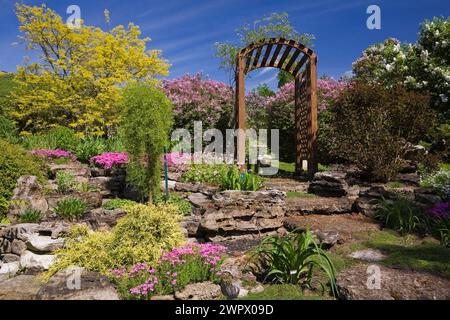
(285, 196, 354, 215)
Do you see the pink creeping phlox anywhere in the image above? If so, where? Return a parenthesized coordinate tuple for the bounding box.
(111, 243, 227, 297)
(91, 152, 128, 169)
(31, 149, 77, 161)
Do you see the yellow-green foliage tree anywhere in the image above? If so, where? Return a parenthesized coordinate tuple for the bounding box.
(11, 4, 169, 136)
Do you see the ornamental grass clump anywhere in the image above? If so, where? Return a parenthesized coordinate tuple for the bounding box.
(253, 230, 337, 296)
(219, 167, 264, 191)
(375, 196, 424, 234)
(53, 198, 88, 220)
(112, 243, 227, 299)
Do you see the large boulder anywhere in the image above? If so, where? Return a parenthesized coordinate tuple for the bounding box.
(180, 215, 201, 238)
(36, 267, 119, 300)
(0, 275, 42, 300)
(49, 162, 91, 179)
(308, 172, 349, 197)
(7, 176, 49, 219)
(83, 208, 127, 230)
(352, 186, 389, 218)
(414, 188, 443, 206)
(0, 261, 20, 277)
(174, 281, 221, 300)
(337, 265, 450, 300)
(25, 234, 65, 253)
(0, 223, 39, 242)
(89, 175, 126, 197)
(199, 190, 286, 241)
(20, 250, 55, 270)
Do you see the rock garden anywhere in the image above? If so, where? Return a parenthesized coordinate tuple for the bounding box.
(0, 5, 449, 301)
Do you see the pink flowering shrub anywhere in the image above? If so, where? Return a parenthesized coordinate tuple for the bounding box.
(91, 152, 128, 169)
(112, 243, 227, 299)
(162, 73, 233, 132)
(31, 149, 76, 161)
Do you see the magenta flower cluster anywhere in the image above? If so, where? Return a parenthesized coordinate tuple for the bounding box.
(158, 242, 226, 267)
(31, 149, 76, 161)
(165, 152, 193, 167)
(111, 243, 227, 298)
(429, 202, 450, 220)
(91, 152, 128, 169)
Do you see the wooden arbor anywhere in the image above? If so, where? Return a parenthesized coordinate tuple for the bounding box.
(235, 38, 318, 177)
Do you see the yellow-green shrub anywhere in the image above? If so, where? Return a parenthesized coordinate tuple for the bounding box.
(43, 204, 185, 280)
(0, 139, 46, 217)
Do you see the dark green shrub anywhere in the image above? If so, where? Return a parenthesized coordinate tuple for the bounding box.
(18, 209, 42, 223)
(253, 230, 337, 296)
(331, 82, 435, 181)
(54, 198, 88, 220)
(0, 139, 45, 217)
(120, 84, 173, 202)
(22, 126, 80, 152)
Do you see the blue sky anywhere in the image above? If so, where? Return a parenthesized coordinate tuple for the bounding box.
(0, 0, 449, 91)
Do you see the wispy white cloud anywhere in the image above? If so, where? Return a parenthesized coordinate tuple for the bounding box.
(141, 0, 231, 32)
(156, 29, 227, 53)
(255, 67, 275, 77)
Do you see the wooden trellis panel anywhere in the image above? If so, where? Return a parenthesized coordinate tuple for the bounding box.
(235, 38, 318, 177)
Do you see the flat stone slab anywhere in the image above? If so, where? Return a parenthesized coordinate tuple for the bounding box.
(174, 281, 221, 300)
(0, 275, 41, 300)
(20, 251, 55, 270)
(37, 267, 119, 300)
(337, 265, 450, 300)
(25, 234, 65, 253)
(0, 261, 20, 277)
(349, 249, 386, 262)
(263, 179, 309, 193)
(283, 214, 380, 244)
(285, 197, 354, 216)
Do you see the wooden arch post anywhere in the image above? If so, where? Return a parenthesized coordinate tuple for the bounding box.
(235, 38, 318, 178)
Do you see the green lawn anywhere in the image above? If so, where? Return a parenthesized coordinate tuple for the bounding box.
(329, 230, 450, 278)
(278, 161, 330, 174)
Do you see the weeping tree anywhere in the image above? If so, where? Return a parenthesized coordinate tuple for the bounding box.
(120, 83, 173, 202)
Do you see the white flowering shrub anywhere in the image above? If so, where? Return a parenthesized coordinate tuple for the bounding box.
(352, 17, 449, 119)
(420, 168, 450, 199)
